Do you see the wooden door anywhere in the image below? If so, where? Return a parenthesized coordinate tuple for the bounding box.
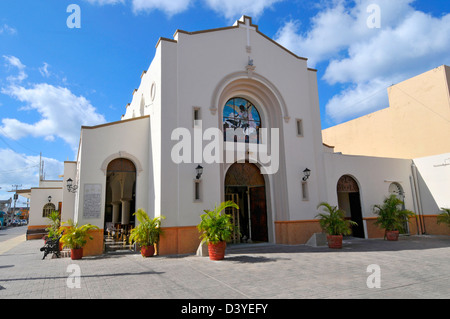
(249, 186, 268, 242)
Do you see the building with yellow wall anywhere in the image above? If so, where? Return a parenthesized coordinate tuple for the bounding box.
(322, 65, 450, 159)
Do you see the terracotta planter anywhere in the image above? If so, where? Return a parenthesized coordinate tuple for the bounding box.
(327, 235, 343, 249)
(70, 248, 83, 260)
(386, 230, 399, 241)
(140, 245, 155, 257)
(208, 241, 226, 260)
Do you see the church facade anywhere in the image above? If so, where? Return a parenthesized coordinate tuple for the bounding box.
(24, 17, 449, 256)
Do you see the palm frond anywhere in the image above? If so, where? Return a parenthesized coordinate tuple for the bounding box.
(437, 208, 450, 227)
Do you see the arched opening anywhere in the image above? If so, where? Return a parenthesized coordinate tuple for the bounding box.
(225, 162, 268, 243)
(337, 175, 365, 238)
(104, 158, 136, 252)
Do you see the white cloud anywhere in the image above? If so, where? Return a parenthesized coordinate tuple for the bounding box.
(0, 149, 64, 200)
(324, 10, 450, 85)
(1, 56, 106, 151)
(0, 24, 17, 35)
(1, 83, 106, 150)
(39, 62, 51, 78)
(131, 0, 193, 16)
(0, 56, 103, 199)
(324, 78, 393, 123)
(83, 0, 191, 15)
(274, 0, 450, 124)
(3, 55, 27, 82)
(83, 0, 283, 19)
(203, 0, 283, 20)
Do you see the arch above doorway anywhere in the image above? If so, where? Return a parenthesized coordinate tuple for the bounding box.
(225, 161, 265, 186)
(100, 151, 143, 176)
(211, 71, 290, 123)
(337, 175, 359, 193)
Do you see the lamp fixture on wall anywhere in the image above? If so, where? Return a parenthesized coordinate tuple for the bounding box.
(302, 168, 311, 181)
(66, 178, 78, 193)
(48, 196, 52, 203)
(195, 165, 203, 180)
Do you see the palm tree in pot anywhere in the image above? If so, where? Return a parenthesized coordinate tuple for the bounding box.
(316, 202, 357, 248)
(60, 219, 99, 260)
(197, 201, 239, 260)
(45, 210, 63, 251)
(373, 194, 415, 241)
(129, 209, 165, 257)
(45, 210, 62, 241)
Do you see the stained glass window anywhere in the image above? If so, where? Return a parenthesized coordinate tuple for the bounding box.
(223, 97, 261, 143)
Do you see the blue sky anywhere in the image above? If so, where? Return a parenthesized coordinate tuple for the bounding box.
(0, 0, 449, 203)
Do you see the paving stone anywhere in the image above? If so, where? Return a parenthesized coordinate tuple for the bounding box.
(0, 235, 449, 301)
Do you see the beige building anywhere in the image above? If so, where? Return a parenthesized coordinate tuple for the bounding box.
(322, 65, 450, 159)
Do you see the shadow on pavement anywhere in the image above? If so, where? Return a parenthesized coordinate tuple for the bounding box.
(225, 235, 450, 256)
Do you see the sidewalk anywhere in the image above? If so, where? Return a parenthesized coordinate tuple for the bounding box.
(0, 233, 26, 255)
(1, 234, 449, 300)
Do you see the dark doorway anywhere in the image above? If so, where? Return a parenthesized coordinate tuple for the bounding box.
(348, 192, 364, 238)
(337, 175, 365, 238)
(225, 162, 268, 243)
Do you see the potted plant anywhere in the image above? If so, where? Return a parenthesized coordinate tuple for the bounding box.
(373, 194, 415, 241)
(44, 210, 61, 239)
(316, 202, 357, 249)
(45, 210, 63, 250)
(59, 219, 99, 260)
(197, 201, 239, 260)
(129, 209, 165, 257)
(437, 207, 450, 228)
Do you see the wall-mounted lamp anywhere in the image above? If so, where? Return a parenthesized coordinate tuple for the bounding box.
(48, 196, 52, 203)
(66, 178, 78, 193)
(195, 165, 203, 180)
(302, 168, 311, 181)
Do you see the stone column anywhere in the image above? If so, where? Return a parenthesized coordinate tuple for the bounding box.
(112, 201, 121, 223)
(121, 199, 131, 225)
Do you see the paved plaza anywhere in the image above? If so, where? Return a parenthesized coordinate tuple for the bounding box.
(1, 226, 449, 303)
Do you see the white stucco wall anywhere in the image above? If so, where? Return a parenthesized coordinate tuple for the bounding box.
(29, 187, 63, 227)
(61, 161, 77, 223)
(74, 116, 150, 228)
(413, 153, 450, 211)
(323, 153, 415, 218)
(145, 17, 327, 236)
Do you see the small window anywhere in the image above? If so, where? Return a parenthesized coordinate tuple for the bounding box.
(42, 203, 56, 218)
(194, 180, 202, 202)
(296, 119, 303, 137)
(193, 107, 201, 127)
(301, 181, 309, 201)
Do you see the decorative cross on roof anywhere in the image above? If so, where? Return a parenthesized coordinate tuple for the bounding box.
(240, 16, 256, 53)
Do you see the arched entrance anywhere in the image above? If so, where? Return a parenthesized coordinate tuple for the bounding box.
(337, 175, 365, 238)
(104, 158, 136, 251)
(225, 162, 268, 243)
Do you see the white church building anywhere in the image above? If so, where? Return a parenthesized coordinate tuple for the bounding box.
(23, 16, 450, 256)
